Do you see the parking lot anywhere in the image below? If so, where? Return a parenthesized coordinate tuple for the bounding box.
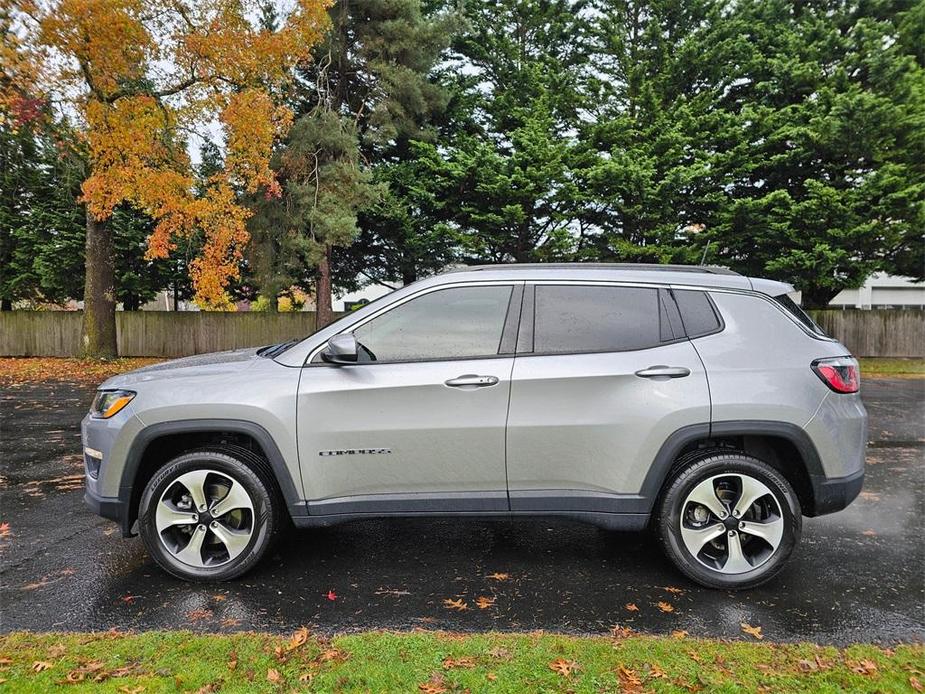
(1, 377, 922, 644)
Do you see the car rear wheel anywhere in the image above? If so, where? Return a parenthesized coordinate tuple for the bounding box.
(138, 448, 279, 582)
(657, 453, 801, 589)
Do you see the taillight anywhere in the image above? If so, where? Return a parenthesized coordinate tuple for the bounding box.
(811, 356, 860, 393)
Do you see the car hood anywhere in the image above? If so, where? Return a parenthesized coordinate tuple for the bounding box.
(99, 347, 264, 389)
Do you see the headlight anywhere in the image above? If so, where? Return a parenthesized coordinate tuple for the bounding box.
(91, 390, 136, 419)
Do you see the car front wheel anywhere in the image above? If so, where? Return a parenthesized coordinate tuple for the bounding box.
(138, 448, 279, 581)
(657, 453, 801, 590)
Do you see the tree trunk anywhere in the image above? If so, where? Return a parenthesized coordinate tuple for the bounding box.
(80, 211, 118, 359)
(0, 298, 11, 311)
(801, 285, 841, 310)
(316, 245, 334, 328)
(172, 284, 179, 311)
(268, 293, 279, 312)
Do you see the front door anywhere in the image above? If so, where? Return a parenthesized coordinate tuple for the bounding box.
(297, 282, 520, 515)
(506, 283, 711, 513)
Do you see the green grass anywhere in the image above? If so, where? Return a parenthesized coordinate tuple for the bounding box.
(0, 631, 922, 692)
(859, 358, 925, 378)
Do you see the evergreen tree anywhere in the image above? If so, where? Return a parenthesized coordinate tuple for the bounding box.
(247, 0, 460, 321)
(701, 0, 925, 306)
(412, 0, 592, 264)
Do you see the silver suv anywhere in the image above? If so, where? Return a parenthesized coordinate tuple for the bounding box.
(82, 264, 867, 588)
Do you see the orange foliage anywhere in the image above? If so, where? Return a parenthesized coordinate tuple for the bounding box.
(9, 0, 332, 306)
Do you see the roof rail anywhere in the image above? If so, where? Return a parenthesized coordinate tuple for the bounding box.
(451, 263, 741, 276)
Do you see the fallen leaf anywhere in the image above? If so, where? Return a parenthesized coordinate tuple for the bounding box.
(326, 590, 337, 601)
(186, 609, 212, 622)
(486, 672, 497, 681)
(910, 676, 923, 692)
(220, 618, 241, 628)
(625, 603, 639, 612)
(797, 659, 817, 672)
(0, 523, 10, 538)
(648, 663, 667, 679)
(119, 595, 140, 605)
(672, 630, 688, 639)
(442, 657, 476, 669)
(548, 658, 577, 677)
(657, 601, 674, 613)
(299, 673, 314, 684)
(740, 623, 763, 640)
(475, 596, 495, 609)
(610, 625, 634, 639)
(65, 670, 86, 683)
(287, 626, 310, 651)
(443, 598, 468, 611)
(32, 661, 53, 672)
(862, 529, 877, 536)
(419, 672, 447, 693)
(488, 647, 511, 660)
(664, 586, 684, 594)
(486, 572, 509, 581)
(212, 594, 227, 602)
(850, 659, 878, 676)
(227, 650, 238, 671)
(266, 668, 282, 683)
(0, 657, 12, 665)
(618, 665, 643, 692)
(118, 687, 145, 694)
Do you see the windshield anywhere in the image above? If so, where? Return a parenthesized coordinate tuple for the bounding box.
(773, 293, 828, 337)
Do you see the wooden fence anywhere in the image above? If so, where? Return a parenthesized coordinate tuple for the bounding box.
(808, 309, 924, 358)
(0, 311, 346, 358)
(0, 308, 921, 358)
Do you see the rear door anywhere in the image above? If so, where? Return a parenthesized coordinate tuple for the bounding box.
(505, 282, 711, 513)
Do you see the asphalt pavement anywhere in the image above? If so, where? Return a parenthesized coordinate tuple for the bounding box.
(1, 378, 922, 644)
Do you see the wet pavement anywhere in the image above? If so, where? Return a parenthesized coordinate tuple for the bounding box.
(1, 378, 922, 644)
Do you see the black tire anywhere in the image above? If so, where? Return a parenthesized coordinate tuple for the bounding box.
(656, 452, 801, 590)
(138, 447, 281, 582)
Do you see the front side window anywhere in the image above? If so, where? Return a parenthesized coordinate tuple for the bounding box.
(533, 285, 663, 353)
(350, 285, 514, 362)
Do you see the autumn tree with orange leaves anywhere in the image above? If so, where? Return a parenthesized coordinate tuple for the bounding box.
(2, 0, 329, 357)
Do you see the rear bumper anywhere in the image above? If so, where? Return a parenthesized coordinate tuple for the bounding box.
(807, 469, 864, 516)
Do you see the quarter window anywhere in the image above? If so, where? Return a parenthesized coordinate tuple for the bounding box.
(351, 285, 514, 362)
(673, 290, 722, 338)
(533, 285, 664, 353)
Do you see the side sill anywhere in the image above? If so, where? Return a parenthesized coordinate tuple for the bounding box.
(292, 511, 649, 532)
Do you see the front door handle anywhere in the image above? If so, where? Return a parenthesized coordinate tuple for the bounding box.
(444, 374, 500, 388)
(635, 365, 691, 379)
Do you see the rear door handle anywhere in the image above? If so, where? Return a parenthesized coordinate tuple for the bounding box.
(444, 374, 499, 388)
(635, 365, 691, 379)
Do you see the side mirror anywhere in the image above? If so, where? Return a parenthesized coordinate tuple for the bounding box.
(321, 333, 359, 364)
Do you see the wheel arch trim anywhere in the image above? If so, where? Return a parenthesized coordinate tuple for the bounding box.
(119, 419, 304, 528)
(640, 420, 825, 514)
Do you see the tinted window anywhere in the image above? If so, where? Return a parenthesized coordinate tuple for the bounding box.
(533, 285, 662, 353)
(351, 285, 513, 362)
(673, 290, 722, 338)
(774, 293, 828, 336)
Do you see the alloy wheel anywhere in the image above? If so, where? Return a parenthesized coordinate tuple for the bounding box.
(679, 473, 785, 574)
(155, 469, 255, 568)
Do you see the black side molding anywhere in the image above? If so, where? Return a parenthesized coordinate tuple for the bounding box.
(119, 419, 305, 525)
(637, 420, 829, 516)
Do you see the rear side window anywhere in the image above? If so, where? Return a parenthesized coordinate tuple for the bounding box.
(533, 285, 667, 353)
(672, 290, 722, 338)
(774, 293, 828, 337)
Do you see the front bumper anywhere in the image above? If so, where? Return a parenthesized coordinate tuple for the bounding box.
(81, 410, 138, 536)
(83, 488, 132, 535)
(807, 469, 864, 516)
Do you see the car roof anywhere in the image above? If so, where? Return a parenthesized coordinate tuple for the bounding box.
(435, 263, 792, 295)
